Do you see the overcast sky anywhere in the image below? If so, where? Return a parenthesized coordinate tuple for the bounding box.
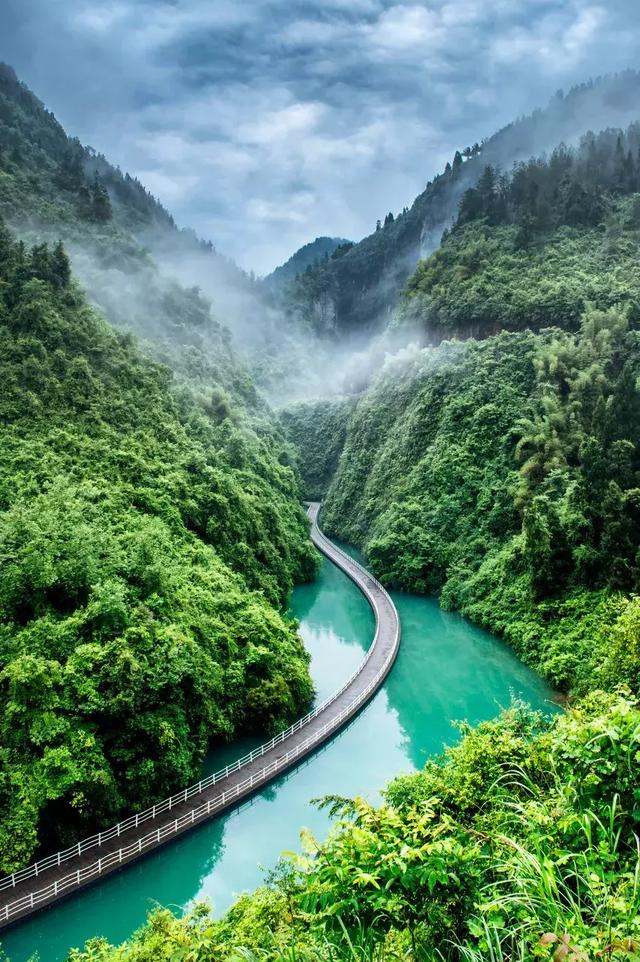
(3, 1, 640, 272)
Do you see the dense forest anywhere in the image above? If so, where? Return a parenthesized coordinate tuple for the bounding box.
(318, 313, 640, 694)
(262, 237, 352, 292)
(0, 221, 316, 873)
(287, 123, 640, 699)
(403, 125, 640, 339)
(2, 58, 640, 962)
(69, 693, 640, 961)
(292, 125, 640, 691)
(54, 109, 640, 962)
(277, 72, 640, 340)
(0, 62, 317, 403)
(279, 398, 356, 501)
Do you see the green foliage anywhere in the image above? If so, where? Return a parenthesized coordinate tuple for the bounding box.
(0, 63, 173, 234)
(403, 205, 640, 339)
(279, 398, 356, 500)
(321, 308, 640, 694)
(457, 126, 640, 235)
(403, 126, 640, 340)
(0, 61, 263, 412)
(263, 237, 352, 292)
(0, 223, 316, 871)
(278, 76, 640, 338)
(65, 694, 640, 962)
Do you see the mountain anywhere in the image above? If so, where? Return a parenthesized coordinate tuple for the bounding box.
(286, 120, 640, 700)
(399, 123, 640, 342)
(263, 236, 352, 289)
(0, 66, 319, 871)
(0, 62, 295, 399)
(4, 58, 640, 962)
(281, 71, 640, 341)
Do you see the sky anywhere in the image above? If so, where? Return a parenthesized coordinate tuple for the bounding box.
(3, 1, 640, 273)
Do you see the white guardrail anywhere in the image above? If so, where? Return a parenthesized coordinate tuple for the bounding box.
(0, 516, 399, 924)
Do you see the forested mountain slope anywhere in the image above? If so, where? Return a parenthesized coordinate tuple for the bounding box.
(0, 221, 316, 873)
(72, 691, 640, 962)
(281, 127, 640, 700)
(3, 55, 640, 962)
(281, 71, 640, 340)
(262, 237, 351, 291)
(402, 124, 640, 340)
(321, 315, 640, 694)
(0, 63, 306, 400)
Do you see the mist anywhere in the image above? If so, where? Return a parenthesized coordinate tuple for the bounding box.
(10, 69, 640, 420)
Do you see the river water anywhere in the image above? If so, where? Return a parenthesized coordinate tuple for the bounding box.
(1, 551, 556, 962)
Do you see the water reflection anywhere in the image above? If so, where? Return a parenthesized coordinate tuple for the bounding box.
(1, 554, 555, 962)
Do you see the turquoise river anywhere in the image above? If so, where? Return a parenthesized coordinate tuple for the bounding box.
(0, 548, 557, 962)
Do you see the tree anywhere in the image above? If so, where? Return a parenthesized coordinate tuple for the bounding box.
(55, 145, 84, 192)
(50, 240, 71, 288)
(90, 173, 113, 222)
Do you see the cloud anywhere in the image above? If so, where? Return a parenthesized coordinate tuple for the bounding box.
(365, 5, 443, 51)
(2, 0, 640, 272)
(490, 4, 607, 69)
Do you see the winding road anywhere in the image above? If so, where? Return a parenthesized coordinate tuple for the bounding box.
(0, 503, 400, 930)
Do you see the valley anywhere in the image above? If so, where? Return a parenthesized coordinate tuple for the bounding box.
(0, 56, 639, 962)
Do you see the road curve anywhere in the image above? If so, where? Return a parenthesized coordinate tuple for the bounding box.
(0, 503, 400, 930)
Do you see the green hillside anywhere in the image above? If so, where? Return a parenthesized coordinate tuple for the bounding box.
(263, 237, 352, 290)
(0, 63, 276, 402)
(0, 221, 316, 872)
(279, 72, 640, 339)
(81, 109, 640, 962)
(285, 125, 639, 700)
(402, 125, 640, 339)
(2, 59, 640, 962)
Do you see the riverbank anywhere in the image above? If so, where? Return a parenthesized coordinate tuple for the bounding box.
(0, 549, 555, 962)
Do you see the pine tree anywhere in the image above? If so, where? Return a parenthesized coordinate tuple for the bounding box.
(55, 145, 84, 192)
(50, 240, 71, 288)
(90, 173, 113, 222)
(29, 242, 50, 281)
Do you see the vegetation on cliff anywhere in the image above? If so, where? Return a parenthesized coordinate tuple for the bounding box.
(0, 222, 316, 872)
(69, 692, 640, 962)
